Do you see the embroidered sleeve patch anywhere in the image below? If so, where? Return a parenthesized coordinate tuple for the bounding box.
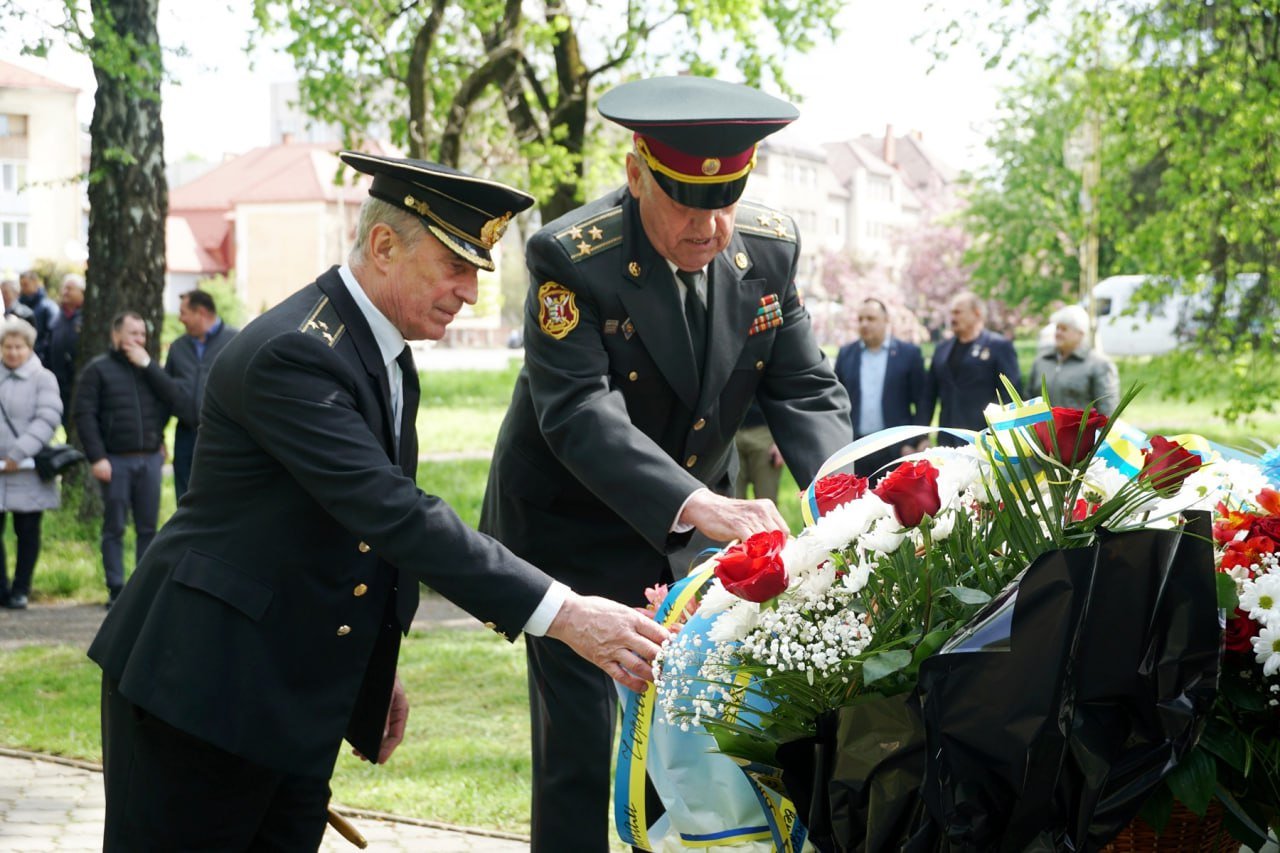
(538, 281, 579, 340)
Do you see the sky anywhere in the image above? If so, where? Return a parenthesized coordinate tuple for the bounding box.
(13, 0, 1006, 172)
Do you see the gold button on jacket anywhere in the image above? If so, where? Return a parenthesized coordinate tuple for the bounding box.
(353, 584, 368, 597)
(357, 541, 371, 553)
(336, 625, 352, 636)
(685, 454, 698, 468)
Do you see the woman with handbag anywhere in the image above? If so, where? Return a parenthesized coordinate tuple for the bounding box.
(0, 317, 63, 609)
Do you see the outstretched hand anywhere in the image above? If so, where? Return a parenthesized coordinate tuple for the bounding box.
(546, 593, 671, 693)
(677, 489, 789, 544)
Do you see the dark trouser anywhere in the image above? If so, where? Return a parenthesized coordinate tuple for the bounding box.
(0, 511, 43, 599)
(734, 424, 783, 502)
(526, 634, 619, 853)
(100, 451, 163, 592)
(173, 425, 196, 501)
(101, 675, 330, 852)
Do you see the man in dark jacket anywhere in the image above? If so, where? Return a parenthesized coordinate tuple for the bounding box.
(72, 311, 185, 606)
(922, 291, 1022, 445)
(164, 288, 238, 500)
(86, 154, 668, 852)
(833, 298, 928, 480)
(480, 77, 852, 852)
(18, 270, 59, 364)
(47, 273, 84, 427)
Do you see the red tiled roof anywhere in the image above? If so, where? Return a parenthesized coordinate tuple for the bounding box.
(0, 59, 78, 92)
(170, 143, 373, 212)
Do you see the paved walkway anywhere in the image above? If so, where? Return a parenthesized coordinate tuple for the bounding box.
(0, 596, 531, 851)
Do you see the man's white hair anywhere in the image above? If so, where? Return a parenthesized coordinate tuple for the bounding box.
(348, 198, 426, 266)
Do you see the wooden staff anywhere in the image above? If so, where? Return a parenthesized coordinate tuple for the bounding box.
(326, 807, 368, 849)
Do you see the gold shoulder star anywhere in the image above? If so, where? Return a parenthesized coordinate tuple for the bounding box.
(757, 214, 771, 226)
(568, 225, 583, 239)
(775, 226, 789, 237)
(588, 225, 604, 241)
(576, 240, 593, 255)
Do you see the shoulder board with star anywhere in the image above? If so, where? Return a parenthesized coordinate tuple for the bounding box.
(735, 201, 798, 243)
(554, 206, 623, 263)
(297, 295, 346, 348)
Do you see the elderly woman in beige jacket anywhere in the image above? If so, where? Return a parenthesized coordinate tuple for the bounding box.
(1027, 304, 1121, 416)
(0, 316, 63, 609)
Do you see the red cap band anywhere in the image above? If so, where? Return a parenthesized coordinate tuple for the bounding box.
(635, 133, 756, 182)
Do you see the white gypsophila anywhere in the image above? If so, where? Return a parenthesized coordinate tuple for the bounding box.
(697, 579, 740, 617)
(707, 600, 761, 644)
(861, 515, 907, 555)
(1253, 625, 1280, 677)
(1240, 573, 1280, 626)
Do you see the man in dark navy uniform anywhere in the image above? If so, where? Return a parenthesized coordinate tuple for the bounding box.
(87, 153, 669, 851)
(480, 77, 852, 852)
(922, 290, 1022, 444)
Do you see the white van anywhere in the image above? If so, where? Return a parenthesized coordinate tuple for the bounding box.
(1091, 274, 1183, 356)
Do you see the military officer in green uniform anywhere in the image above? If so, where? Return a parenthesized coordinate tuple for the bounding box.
(480, 77, 853, 852)
(87, 153, 670, 851)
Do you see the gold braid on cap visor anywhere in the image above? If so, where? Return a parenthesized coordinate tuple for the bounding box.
(635, 137, 757, 184)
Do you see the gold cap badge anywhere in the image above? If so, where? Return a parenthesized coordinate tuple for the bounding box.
(701, 158, 721, 176)
(479, 212, 513, 249)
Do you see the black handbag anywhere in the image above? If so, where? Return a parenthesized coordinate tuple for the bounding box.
(0, 382, 86, 481)
(33, 443, 86, 481)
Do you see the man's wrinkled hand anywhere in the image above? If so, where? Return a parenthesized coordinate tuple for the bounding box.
(677, 489, 789, 543)
(353, 676, 409, 764)
(546, 594, 671, 693)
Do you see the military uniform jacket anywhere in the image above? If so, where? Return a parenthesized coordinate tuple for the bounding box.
(88, 268, 552, 778)
(480, 187, 851, 603)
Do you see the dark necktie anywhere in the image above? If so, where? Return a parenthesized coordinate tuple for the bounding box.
(396, 345, 419, 477)
(394, 345, 421, 628)
(678, 268, 707, 376)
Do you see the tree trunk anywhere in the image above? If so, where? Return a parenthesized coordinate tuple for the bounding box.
(77, 0, 166, 521)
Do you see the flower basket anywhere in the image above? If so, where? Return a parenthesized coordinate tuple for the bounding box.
(1102, 801, 1234, 852)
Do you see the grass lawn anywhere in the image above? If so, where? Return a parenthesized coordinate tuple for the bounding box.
(0, 628, 537, 833)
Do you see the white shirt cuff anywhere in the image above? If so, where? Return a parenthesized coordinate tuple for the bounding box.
(671, 487, 711, 534)
(522, 580, 572, 637)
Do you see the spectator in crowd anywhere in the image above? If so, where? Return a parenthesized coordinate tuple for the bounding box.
(48, 273, 85, 427)
(2, 279, 35, 323)
(922, 291, 1021, 445)
(18, 270, 59, 364)
(72, 311, 184, 608)
(1027, 304, 1120, 415)
(0, 317, 63, 610)
(164, 288, 238, 500)
(834, 297, 929, 480)
(734, 399, 785, 502)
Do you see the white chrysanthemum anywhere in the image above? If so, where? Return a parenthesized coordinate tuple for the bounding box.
(1218, 459, 1271, 503)
(697, 580, 739, 616)
(810, 495, 890, 553)
(1252, 625, 1280, 677)
(794, 558, 837, 602)
(707, 601, 760, 644)
(930, 508, 957, 541)
(782, 532, 831, 585)
(1082, 459, 1130, 503)
(862, 516, 907, 555)
(840, 558, 872, 593)
(936, 450, 984, 504)
(1240, 574, 1280, 625)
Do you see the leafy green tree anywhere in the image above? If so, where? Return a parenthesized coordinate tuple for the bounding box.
(251, 0, 841, 221)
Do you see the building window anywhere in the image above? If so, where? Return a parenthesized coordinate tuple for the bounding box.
(868, 174, 892, 202)
(1, 161, 27, 194)
(1, 219, 29, 248)
(0, 115, 28, 138)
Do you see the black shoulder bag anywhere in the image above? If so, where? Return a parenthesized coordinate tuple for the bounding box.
(0, 382, 86, 482)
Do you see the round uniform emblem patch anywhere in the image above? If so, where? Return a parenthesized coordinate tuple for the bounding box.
(537, 281, 579, 340)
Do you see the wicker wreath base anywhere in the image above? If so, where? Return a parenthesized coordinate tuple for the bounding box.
(1103, 801, 1235, 852)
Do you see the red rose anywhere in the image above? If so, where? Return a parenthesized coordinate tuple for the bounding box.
(1138, 436, 1202, 496)
(814, 472, 868, 516)
(1224, 608, 1261, 654)
(873, 460, 942, 528)
(1032, 407, 1109, 465)
(1255, 515, 1280, 545)
(714, 530, 789, 603)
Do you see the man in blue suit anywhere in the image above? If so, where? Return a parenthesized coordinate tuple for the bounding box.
(834, 298, 927, 480)
(922, 291, 1021, 445)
